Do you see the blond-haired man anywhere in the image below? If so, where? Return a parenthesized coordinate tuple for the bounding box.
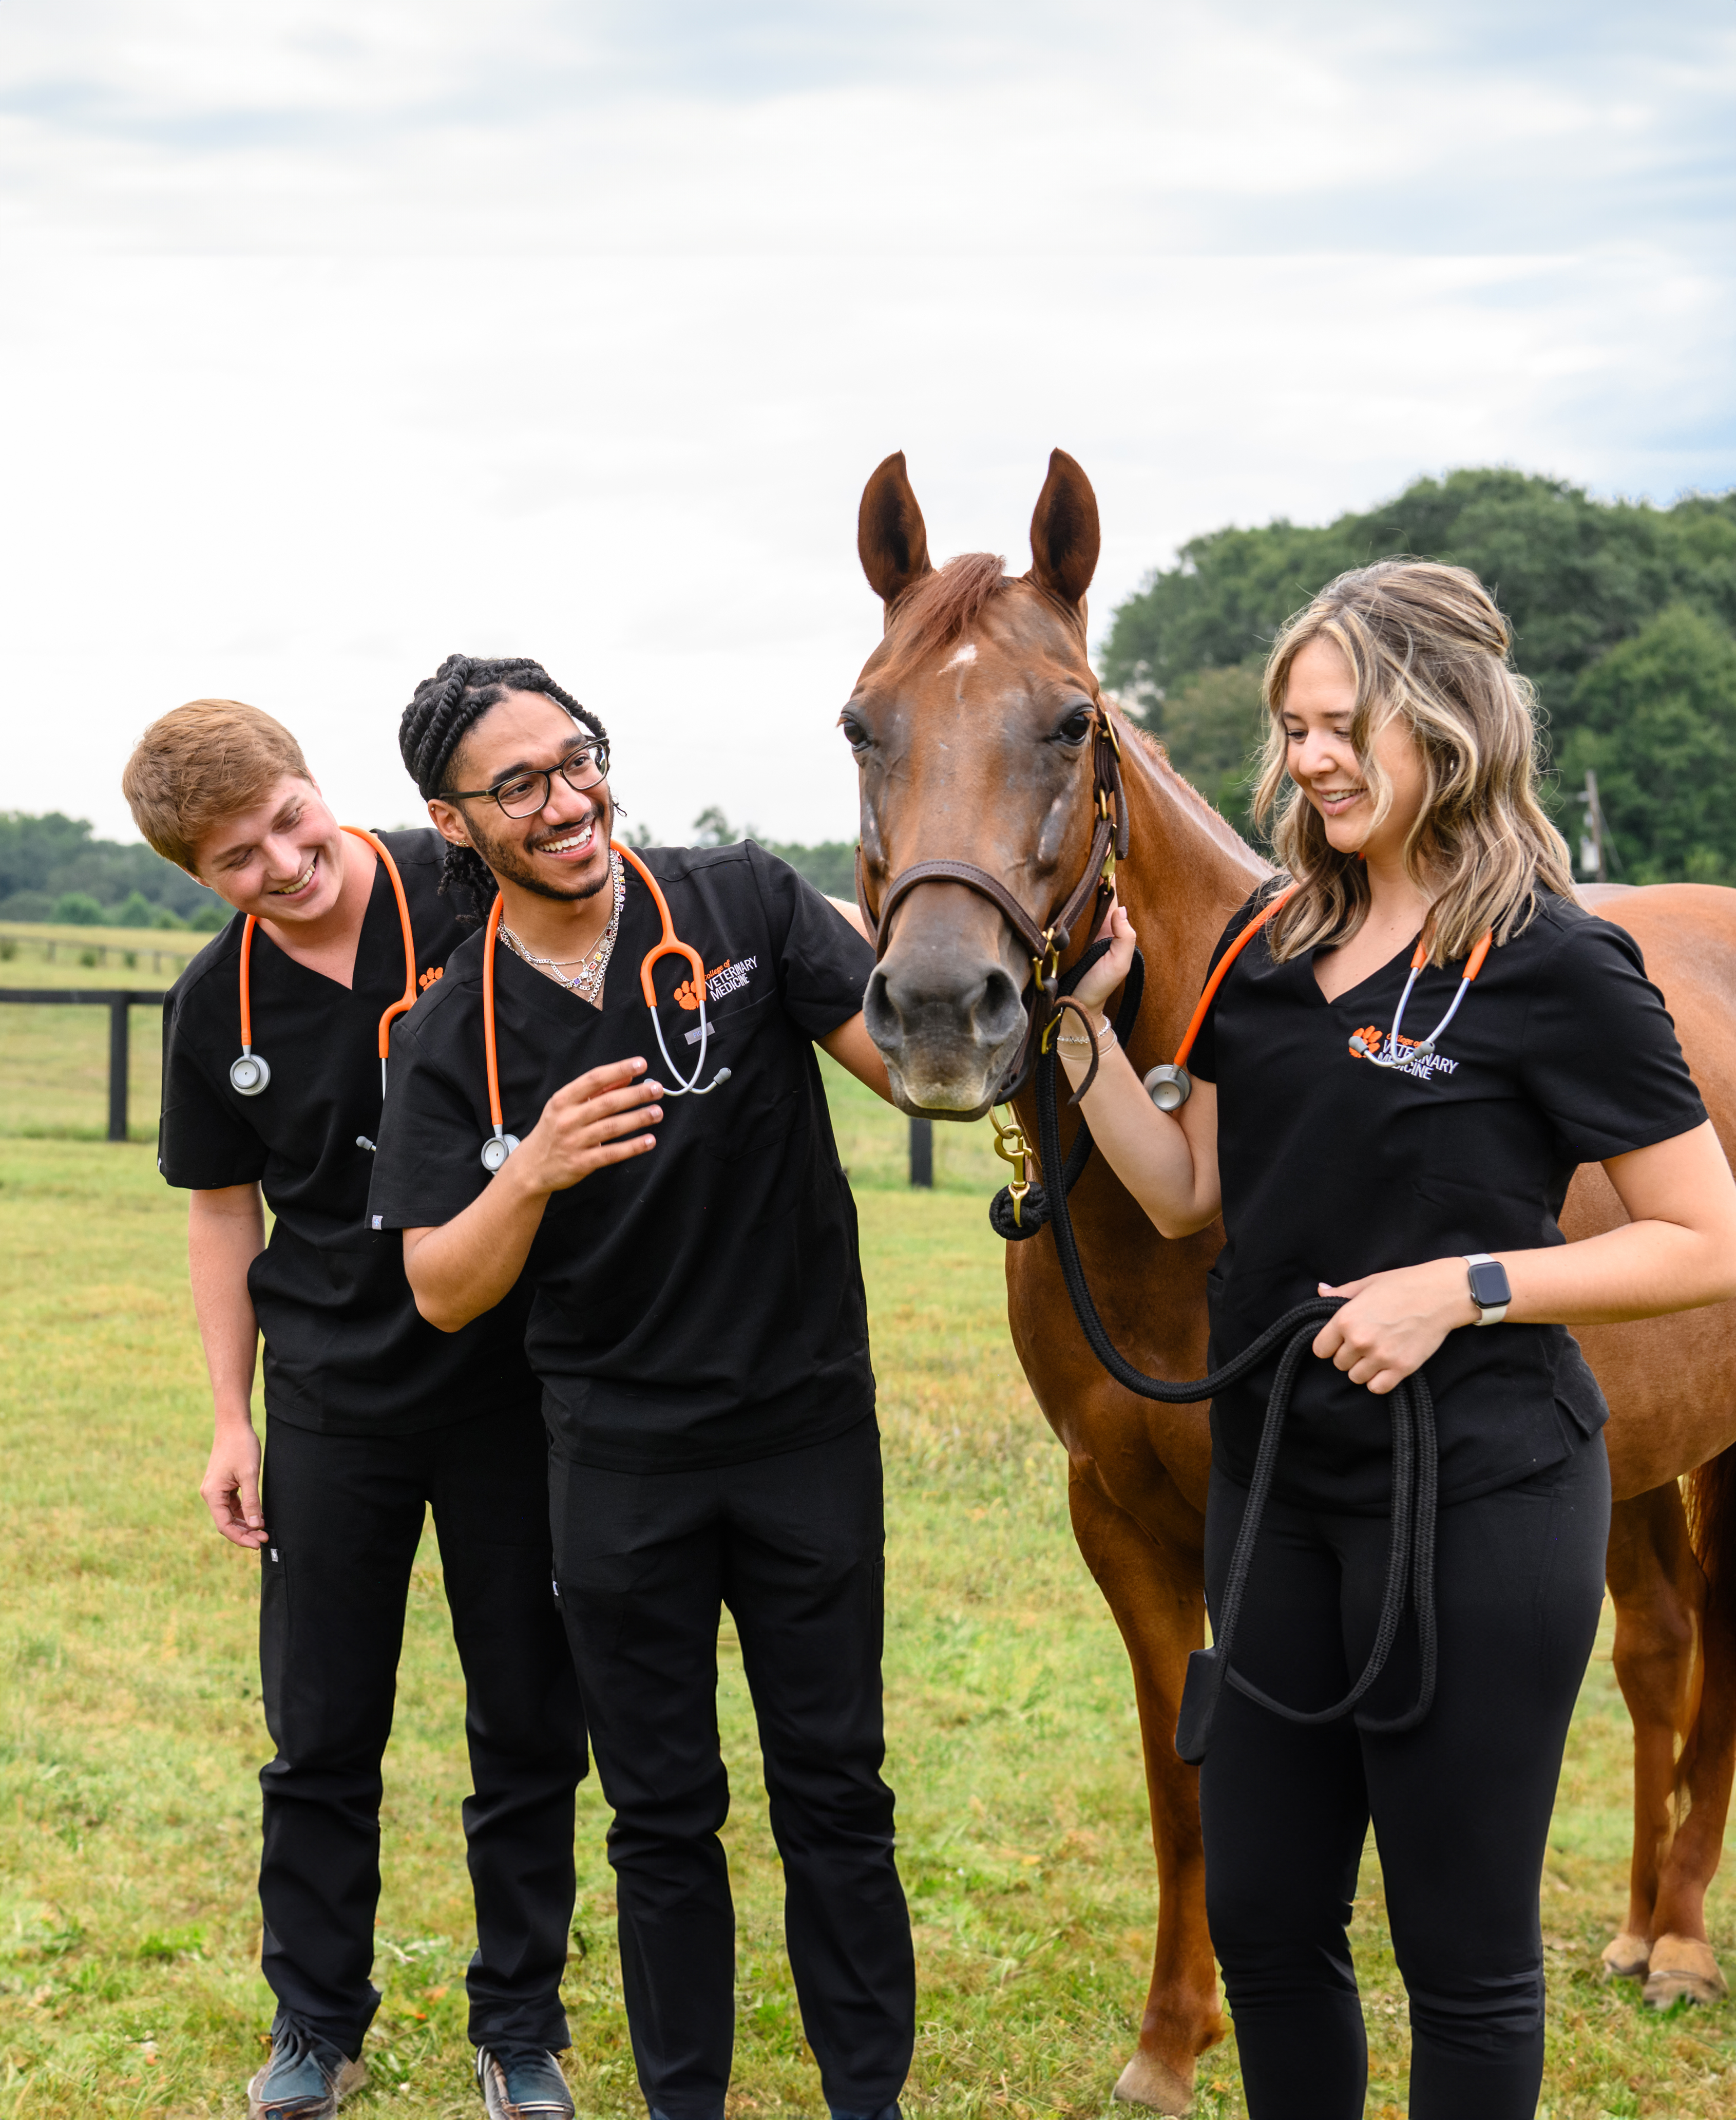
(124, 701, 584, 2120)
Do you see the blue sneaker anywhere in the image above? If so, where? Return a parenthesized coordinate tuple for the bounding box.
(245, 2019, 367, 2120)
(475, 2045, 575, 2120)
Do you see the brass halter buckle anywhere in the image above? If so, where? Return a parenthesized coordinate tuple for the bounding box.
(1032, 926, 1061, 995)
(990, 1104, 1035, 1227)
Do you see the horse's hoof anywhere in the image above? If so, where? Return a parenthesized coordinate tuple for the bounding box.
(1643, 1934, 1728, 2009)
(1600, 1931, 1652, 1980)
(1112, 2050, 1194, 2115)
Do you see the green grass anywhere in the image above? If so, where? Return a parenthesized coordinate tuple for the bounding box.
(0, 1088, 1733, 2115)
(0, 922, 203, 987)
(0, 923, 182, 1144)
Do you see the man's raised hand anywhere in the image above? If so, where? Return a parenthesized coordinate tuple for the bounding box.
(517, 1055, 664, 1195)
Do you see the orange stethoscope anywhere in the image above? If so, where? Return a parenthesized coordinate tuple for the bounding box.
(477, 839, 732, 1173)
(1140, 884, 1494, 1111)
(230, 827, 418, 1113)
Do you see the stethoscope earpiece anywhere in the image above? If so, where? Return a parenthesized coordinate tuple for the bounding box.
(230, 1050, 272, 1096)
(480, 1131, 521, 1174)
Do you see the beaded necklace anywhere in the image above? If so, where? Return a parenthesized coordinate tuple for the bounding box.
(499, 850, 625, 1008)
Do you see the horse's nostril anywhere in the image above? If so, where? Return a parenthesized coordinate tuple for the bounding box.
(977, 966, 1025, 1045)
(863, 967, 900, 1045)
(865, 956, 1025, 1060)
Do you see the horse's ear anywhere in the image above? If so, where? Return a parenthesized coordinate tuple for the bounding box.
(858, 451, 933, 612)
(1027, 448, 1100, 611)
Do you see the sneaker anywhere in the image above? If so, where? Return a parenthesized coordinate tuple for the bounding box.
(475, 2045, 576, 2120)
(245, 2019, 367, 2120)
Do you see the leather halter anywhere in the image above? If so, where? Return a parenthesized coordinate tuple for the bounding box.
(855, 708, 1131, 1101)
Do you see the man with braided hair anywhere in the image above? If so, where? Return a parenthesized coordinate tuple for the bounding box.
(124, 698, 586, 2120)
(369, 654, 914, 2120)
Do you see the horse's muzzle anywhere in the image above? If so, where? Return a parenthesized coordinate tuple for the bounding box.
(864, 950, 1027, 1118)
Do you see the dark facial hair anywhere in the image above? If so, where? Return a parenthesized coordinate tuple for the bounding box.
(466, 791, 616, 905)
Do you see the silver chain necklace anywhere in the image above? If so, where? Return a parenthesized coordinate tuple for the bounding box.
(500, 850, 625, 1007)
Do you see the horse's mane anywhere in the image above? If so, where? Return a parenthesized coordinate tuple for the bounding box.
(1110, 701, 1216, 814)
(1112, 699, 1273, 871)
(881, 553, 1016, 675)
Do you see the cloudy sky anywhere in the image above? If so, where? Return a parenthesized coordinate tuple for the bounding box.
(5, 1, 1733, 845)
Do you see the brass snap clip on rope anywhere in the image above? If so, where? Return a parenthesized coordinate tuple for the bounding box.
(989, 1105, 1036, 1227)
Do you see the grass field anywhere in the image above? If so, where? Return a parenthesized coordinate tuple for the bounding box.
(0, 923, 192, 1145)
(1, 1060, 1734, 2116)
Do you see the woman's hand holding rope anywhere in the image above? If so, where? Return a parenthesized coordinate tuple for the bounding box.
(1312, 1259, 1476, 1395)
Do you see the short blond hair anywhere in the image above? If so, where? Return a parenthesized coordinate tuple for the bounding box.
(122, 699, 312, 874)
(1253, 561, 1575, 966)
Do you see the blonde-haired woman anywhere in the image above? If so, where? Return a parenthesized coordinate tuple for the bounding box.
(1065, 561, 1736, 2119)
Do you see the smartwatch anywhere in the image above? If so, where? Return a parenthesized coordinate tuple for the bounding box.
(1464, 1253, 1511, 1327)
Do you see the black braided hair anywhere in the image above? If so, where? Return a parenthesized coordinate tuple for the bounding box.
(398, 654, 610, 922)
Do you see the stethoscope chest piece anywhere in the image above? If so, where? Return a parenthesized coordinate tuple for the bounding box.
(1143, 1061, 1191, 1112)
(480, 1131, 521, 1174)
(230, 1050, 272, 1096)
(227, 827, 419, 1109)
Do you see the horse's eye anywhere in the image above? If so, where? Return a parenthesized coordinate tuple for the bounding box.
(840, 713, 870, 752)
(1056, 707, 1094, 746)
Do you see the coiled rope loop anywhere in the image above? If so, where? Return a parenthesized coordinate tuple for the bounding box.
(991, 944, 1440, 1764)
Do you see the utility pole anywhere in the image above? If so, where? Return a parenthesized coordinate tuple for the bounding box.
(1576, 769, 1609, 883)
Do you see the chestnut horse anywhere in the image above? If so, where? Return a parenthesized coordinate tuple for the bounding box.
(844, 448, 1736, 2112)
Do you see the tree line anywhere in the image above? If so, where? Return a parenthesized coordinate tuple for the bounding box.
(0, 811, 227, 929)
(0, 804, 855, 932)
(14, 472, 1733, 932)
(1100, 467, 1736, 883)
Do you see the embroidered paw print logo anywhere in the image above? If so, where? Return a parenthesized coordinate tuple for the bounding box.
(418, 966, 444, 992)
(673, 977, 702, 1011)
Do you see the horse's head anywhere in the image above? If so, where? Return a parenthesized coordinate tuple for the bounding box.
(846, 448, 1106, 1119)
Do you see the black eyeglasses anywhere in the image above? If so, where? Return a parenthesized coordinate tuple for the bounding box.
(445, 740, 611, 819)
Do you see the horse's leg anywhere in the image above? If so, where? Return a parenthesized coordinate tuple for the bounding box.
(1067, 1459, 1224, 2114)
(1644, 1447, 1736, 2008)
(1602, 1484, 1705, 1983)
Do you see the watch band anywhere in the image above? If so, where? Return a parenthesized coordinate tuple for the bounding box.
(1463, 1252, 1511, 1327)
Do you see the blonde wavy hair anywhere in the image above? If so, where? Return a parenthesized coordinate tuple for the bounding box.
(1252, 559, 1574, 966)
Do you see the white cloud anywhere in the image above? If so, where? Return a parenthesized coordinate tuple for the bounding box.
(0, 3, 1731, 842)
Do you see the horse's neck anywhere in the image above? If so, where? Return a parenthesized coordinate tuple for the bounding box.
(1116, 728, 1270, 1059)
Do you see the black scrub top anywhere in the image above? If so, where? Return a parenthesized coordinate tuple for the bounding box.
(158, 828, 540, 1436)
(1189, 885, 1707, 1512)
(366, 841, 877, 1474)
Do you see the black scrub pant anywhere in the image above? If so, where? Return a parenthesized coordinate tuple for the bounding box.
(549, 1418, 914, 2120)
(258, 1404, 586, 2059)
(1200, 1430, 1610, 2120)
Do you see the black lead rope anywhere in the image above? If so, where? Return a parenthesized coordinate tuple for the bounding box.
(990, 943, 1439, 1765)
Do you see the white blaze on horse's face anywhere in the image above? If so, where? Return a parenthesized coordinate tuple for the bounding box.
(847, 448, 1107, 1121)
